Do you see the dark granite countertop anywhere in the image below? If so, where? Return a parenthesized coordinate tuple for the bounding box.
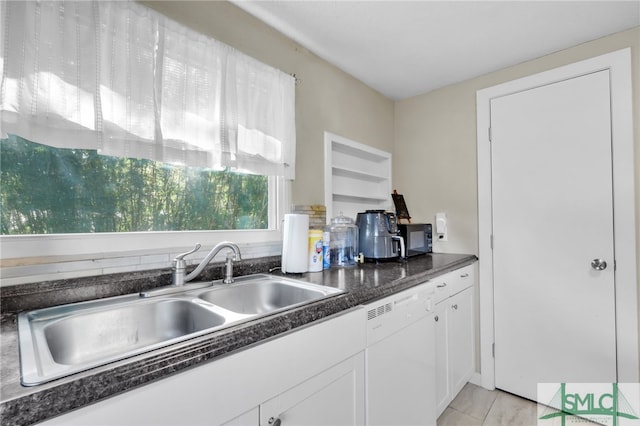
(0, 253, 476, 426)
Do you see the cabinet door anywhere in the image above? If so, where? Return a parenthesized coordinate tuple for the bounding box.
(222, 407, 259, 426)
(448, 287, 474, 397)
(434, 301, 450, 417)
(260, 352, 365, 426)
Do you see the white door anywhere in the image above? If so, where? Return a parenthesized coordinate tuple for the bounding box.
(491, 70, 617, 401)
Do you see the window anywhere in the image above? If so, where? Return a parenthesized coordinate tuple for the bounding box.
(0, 1, 295, 268)
(1, 136, 270, 235)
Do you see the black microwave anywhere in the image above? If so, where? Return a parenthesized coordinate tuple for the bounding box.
(398, 223, 432, 257)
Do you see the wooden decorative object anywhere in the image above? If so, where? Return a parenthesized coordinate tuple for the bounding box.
(392, 190, 411, 223)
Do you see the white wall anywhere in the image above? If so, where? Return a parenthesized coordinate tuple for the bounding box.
(394, 27, 639, 256)
(394, 27, 640, 375)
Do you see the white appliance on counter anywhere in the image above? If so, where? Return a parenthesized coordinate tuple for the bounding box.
(364, 282, 437, 426)
(281, 213, 309, 273)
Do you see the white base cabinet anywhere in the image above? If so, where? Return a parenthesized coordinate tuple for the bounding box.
(40, 307, 366, 426)
(434, 300, 451, 413)
(223, 353, 365, 426)
(259, 352, 365, 426)
(221, 408, 259, 426)
(434, 263, 476, 416)
(448, 287, 474, 398)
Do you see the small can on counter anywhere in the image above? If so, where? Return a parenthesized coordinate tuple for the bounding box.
(308, 229, 324, 272)
(322, 229, 331, 269)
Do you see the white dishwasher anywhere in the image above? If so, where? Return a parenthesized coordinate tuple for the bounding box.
(365, 282, 437, 426)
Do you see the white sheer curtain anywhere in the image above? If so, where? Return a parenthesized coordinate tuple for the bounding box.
(227, 51, 297, 177)
(0, 1, 102, 150)
(98, 1, 158, 161)
(0, 0, 296, 178)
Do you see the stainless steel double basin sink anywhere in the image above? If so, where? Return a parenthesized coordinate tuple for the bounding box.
(18, 274, 343, 386)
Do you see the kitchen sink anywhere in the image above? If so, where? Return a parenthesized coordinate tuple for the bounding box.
(43, 299, 225, 365)
(18, 296, 232, 386)
(18, 274, 343, 386)
(198, 275, 342, 315)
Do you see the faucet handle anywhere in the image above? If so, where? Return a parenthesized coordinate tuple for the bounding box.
(174, 244, 202, 264)
(172, 244, 201, 287)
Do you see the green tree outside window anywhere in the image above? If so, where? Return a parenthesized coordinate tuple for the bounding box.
(0, 136, 268, 235)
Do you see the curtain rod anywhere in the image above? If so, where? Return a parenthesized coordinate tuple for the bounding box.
(289, 73, 302, 85)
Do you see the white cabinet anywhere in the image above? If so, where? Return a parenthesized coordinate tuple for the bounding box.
(434, 263, 476, 416)
(223, 353, 364, 426)
(448, 288, 474, 397)
(260, 352, 365, 426)
(324, 132, 392, 221)
(222, 408, 259, 426)
(434, 300, 451, 413)
(39, 308, 366, 426)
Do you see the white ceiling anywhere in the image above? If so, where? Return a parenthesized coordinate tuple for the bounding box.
(230, 1, 640, 100)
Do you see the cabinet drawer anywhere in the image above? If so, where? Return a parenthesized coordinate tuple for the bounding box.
(432, 279, 451, 305)
(448, 264, 475, 296)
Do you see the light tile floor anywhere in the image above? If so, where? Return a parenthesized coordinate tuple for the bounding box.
(437, 383, 539, 426)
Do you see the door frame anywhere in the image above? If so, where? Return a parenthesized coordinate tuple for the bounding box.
(476, 48, 638, 390)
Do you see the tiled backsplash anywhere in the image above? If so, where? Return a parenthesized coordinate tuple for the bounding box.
(1, 241, 281, 286)
(0, 254, 282, 313)
(291, 205, 327, 229)
(1, 206, 328, 286)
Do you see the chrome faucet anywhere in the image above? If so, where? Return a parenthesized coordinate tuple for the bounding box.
(140, 241, 242, 298)
(173, 241, 242, 286)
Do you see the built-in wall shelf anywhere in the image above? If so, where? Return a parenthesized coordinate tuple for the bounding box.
(324, 132, 392, 222)
(331, 166, 388, 183)
(333, 193, 389, 203)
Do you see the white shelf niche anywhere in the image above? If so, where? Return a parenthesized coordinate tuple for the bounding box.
(324, 132, 392, 222)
